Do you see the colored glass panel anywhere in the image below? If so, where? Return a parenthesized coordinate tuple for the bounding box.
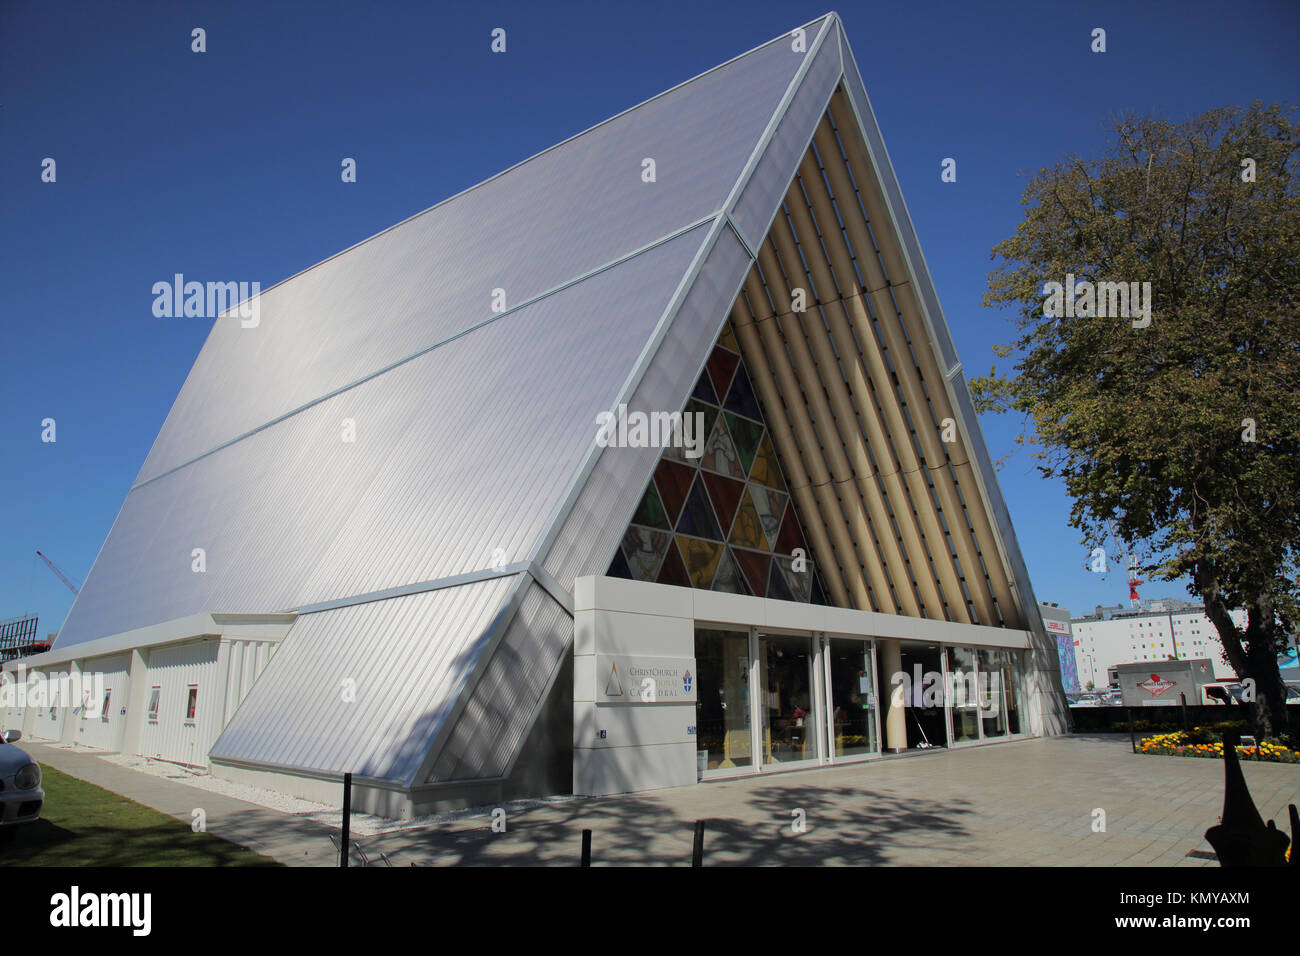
(678, 536, 723, 589)
(701, 415, 745, 479)
(663, 401, 716, 464)
(622, 526, 670, 581)
(774, 500, 808, 556)
(656, 539, 691, 588)
(723, 361, 763, 421)
(654, 458, 695, 526)
(748, 484, 788, 549)
(705, 346, 739, 399)
(677, 475, 723, 540)
(734, 548, 771, 597)
(701, 472, 745, 534)
(767, 560, 794, 601)
(810, 570, 830, 605)
(630, 481, 670, 530)
(729, 487, 768, 551)
(607, 547, 634, 580)
(771, 554, 812, 603)
(691, 369, 717, 405)
(725, 412, 764, 475)
(713, 547, 749, 594)
(748, 433, 786, 491)
(718, 322, 740, 354)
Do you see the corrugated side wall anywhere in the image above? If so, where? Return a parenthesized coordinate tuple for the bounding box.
(70, 653, 130, 752)
(28, 668, 69, 741)
(426, 581, 572, 783)
(137, 639, 222, 766)
(222, 638, 278, 727)
(209, 576, 519, 783)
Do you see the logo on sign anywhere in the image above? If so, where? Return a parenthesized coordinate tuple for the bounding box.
(683, 669, 693, 693)
(1137, 674, 1177, 697)
(604, 664, 624, 697)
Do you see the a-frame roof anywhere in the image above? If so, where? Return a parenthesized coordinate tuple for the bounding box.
(51, 14, 1065, 785)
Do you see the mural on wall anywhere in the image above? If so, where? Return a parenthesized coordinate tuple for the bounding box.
(1056, 633, 1081, 694)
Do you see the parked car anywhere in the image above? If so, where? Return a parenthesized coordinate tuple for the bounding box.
(1074, 694, 1102, 707)
(0, 730, 44, 842)
(1103, 693, 1123, 706)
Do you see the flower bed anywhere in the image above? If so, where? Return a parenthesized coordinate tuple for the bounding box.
(1137, 730, 1300, 764)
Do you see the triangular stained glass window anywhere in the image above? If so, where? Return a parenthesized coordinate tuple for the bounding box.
(608, 320, 826, 604)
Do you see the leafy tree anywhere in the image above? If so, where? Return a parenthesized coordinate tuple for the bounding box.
(973, 103, 1299, 737)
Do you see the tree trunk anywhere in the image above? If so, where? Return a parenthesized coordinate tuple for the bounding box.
(1197, 566, 1289, 738)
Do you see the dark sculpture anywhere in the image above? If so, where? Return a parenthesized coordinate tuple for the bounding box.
(1204, 731, 1295, 866)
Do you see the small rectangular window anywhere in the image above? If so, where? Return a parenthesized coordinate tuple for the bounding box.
(147, 687, 161, 723)
(185, 685, 198, 723)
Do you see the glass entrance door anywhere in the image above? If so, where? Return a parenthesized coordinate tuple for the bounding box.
(694, 628, 753, 776)
(826, 638, 879, 759)
(760, 633, 819, 767)
(945, 645, 980, 743)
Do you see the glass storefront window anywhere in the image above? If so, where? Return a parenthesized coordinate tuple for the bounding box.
(760, 633, 817, 765)
(977, 648, 1007, 738)
(694, 629, 753, 772)
(827, 638, 878, 758)
(1000, 648, 1025, 735)
(945, 646, 979, 743)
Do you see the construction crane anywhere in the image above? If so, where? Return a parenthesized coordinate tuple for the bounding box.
(36, 550, 80, 596)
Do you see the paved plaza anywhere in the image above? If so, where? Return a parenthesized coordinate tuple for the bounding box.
(23, 735, 1300, 866)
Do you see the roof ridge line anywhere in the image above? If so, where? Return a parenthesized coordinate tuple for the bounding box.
(130, 214, 718, 493)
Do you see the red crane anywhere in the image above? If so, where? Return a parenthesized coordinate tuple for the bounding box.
(36, 550, 80, 596)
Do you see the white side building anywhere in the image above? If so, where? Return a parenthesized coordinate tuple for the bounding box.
(1070, 601, 1247, 690)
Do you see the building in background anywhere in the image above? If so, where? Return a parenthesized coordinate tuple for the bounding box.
(1070, 600, 1248, 690)
(2, 15, 1070, 818)
(1039, 603, 1079, 695)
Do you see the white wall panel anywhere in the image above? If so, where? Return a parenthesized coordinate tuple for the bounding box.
(136, 640, 222, 767)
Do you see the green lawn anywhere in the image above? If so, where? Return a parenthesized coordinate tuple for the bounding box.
(0, 765, 281, 866)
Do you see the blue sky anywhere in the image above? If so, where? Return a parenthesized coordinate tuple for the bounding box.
(2, 0, 1297, 638)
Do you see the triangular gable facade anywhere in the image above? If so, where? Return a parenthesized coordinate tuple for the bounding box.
(42, 14, 1067, 804)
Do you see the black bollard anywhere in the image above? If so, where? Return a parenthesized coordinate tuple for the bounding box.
(580, 828, 592, 867)
(340, 772, 351, 868)
(692, 819, 706, 867)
